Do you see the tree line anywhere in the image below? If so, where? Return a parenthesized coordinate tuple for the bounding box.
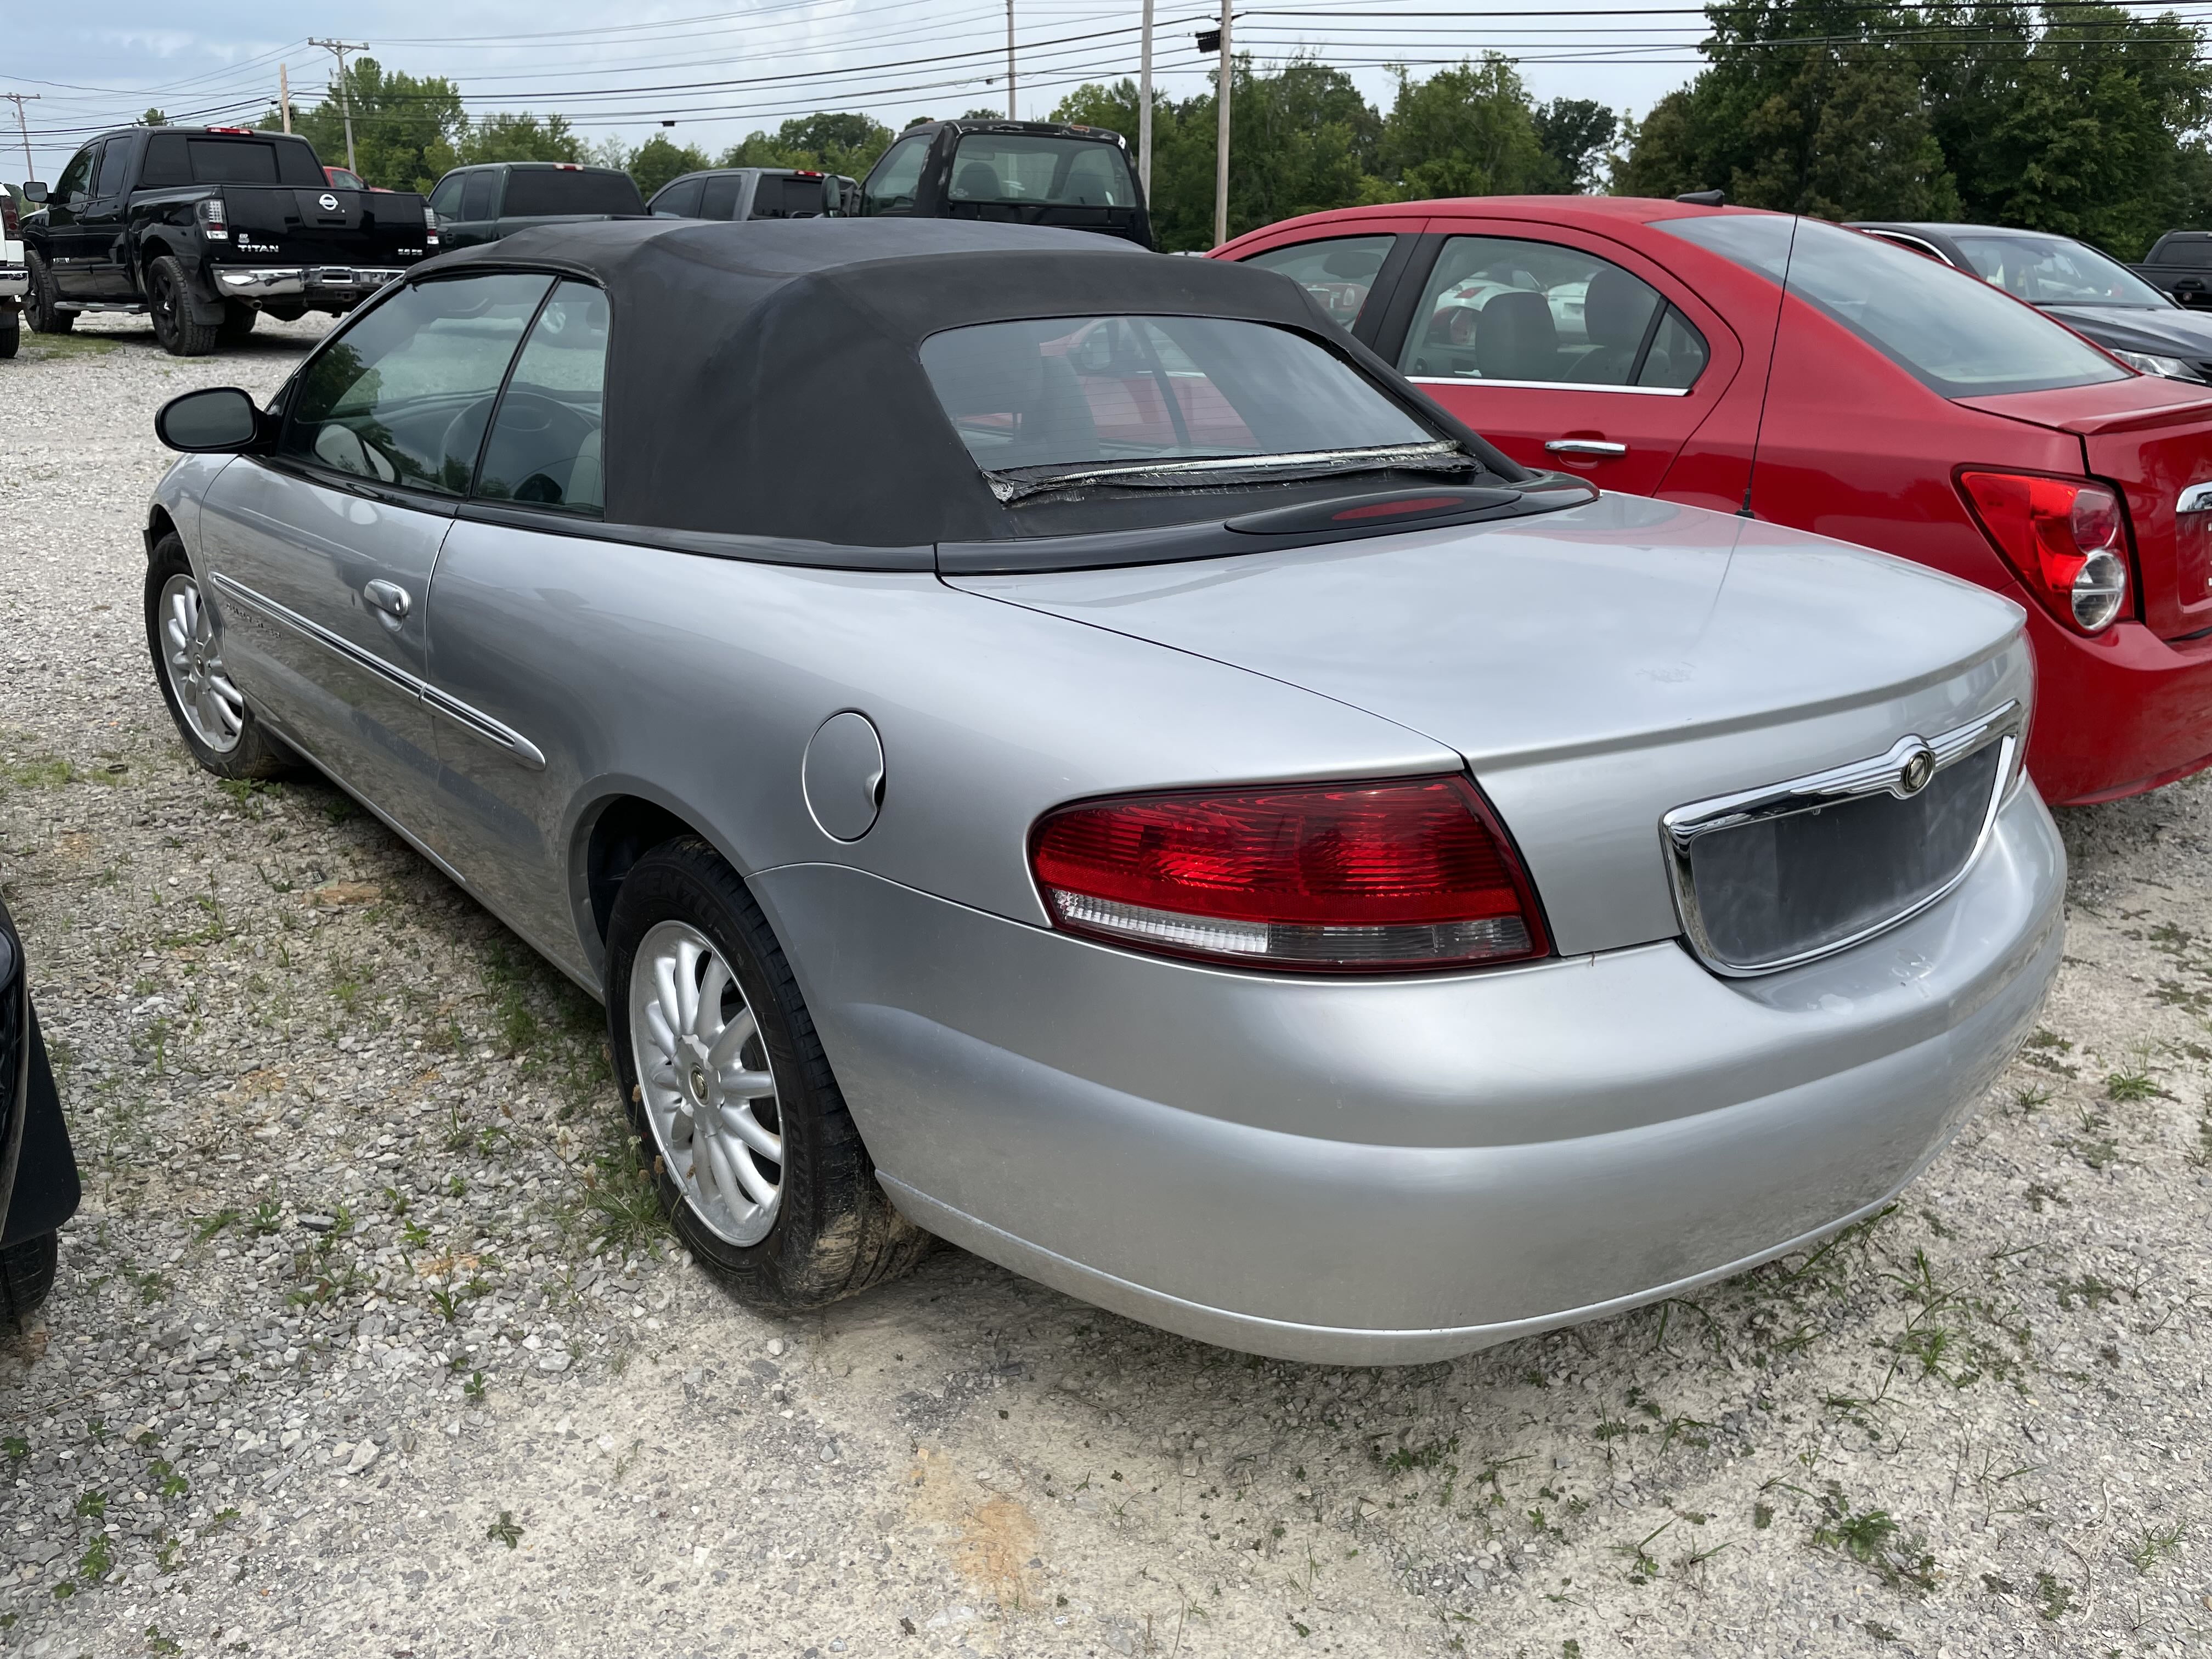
(242, 0, 2212, 257)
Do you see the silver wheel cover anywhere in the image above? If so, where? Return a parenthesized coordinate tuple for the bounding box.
(627, 919, 785, 1246)
(158, 573, 246, 754)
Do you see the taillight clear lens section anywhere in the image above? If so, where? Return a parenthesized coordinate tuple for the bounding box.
(195, 198, 229, 240)
(1957, 470, 2130, 634)
(1030, 776, 1549, 973)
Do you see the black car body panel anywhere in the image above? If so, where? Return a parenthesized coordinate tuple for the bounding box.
(22, 127, 433, 328)
(858, 119, 1153, 249)
(1852, 220, 2212, 382)
(0, 900, 77, 1249)
(427, 163, 648, 251)
(2131, 230, 2212, 309)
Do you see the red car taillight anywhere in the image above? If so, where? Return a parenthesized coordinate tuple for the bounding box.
(1957, 470, 2130, 634)
(1030, 775, 1549, 974)
(1, 192, 16, 236)
(196, 197, 229, 241)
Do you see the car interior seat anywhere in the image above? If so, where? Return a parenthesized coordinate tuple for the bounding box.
(1476, 290, 1560, 381)
(1570, 267, 1662, 383)
(953, 162, 1002, 201)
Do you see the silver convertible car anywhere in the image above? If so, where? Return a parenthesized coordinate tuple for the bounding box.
(143, 219, 2062, 1364)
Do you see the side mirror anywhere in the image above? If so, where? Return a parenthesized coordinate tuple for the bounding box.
(156, 387, 266, 454)
(21, 182, 46, 204)
(822, 174, 842, 217)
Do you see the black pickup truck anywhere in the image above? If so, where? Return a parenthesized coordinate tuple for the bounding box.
(2130, 231, 2212, 309)
(21, 126, 436, 356)
(425, 162, 646, 251)
(857, 118, 1153, 249)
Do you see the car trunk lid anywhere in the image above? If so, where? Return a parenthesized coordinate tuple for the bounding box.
(1959, 375, 2212, 639)
(219, 185, 430, 268)
(950, 492, 2032, 957)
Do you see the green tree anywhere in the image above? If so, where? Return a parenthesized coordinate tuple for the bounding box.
(140, 108, 168, 128)
(628, 134, 713, 198)
(1531, 98, 1619, 193)
(263, 58, 465, 192)
(449, 112, 586, 170)
(1375, 57, 1548, 200)
(721, 112, 895, 179)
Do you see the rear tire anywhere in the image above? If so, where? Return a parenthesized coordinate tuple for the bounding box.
(0, 1233, 58, 1328)
(605, 837, 931, 1312)
(23, 253, 71, 335)
(148, 256, 218, 357)
(0, 312, 17, 359)
(145, 533, 294, 780)
(216, 302, 258, 343)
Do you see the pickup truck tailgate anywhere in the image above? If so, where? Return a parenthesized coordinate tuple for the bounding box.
(1961, 375, 2212, 640)
(223, 187, 431, 267)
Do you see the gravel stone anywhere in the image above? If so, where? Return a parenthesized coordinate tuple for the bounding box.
(4, 311, 2211, 1658)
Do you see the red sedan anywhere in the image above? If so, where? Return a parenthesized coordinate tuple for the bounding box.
(1216, 198, 2212, 805)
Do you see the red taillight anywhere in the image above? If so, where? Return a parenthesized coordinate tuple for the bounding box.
(196, 197, 229, 241)
(1958, 470, 2131, 634)
(1030, 776, 1549, 974)
(204, 125, 253, 134)
(1, 191, 16, 236)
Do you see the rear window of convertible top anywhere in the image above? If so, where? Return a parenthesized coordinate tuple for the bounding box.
(918, 315, 1436, 480)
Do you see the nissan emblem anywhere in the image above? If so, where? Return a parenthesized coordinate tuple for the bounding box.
(318, 193, 340, 212)
(1895, 743, 1937, 797)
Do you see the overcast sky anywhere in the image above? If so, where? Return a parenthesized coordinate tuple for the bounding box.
(4, 0, 1714, 185)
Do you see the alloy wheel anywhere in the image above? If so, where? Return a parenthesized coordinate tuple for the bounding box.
(627, 919, 785, 1246)
(157, 573, 245, 753)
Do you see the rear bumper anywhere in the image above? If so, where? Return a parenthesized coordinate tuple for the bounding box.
(754, 786, 2065, 1364)
(213, 266, 404, 301)
(0, 268, 26, 301)
(2025, 605, 2212, 804)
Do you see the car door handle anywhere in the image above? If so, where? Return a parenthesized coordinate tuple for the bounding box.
(1545, 439, 1628, 457)
(363, 580, 411, 622)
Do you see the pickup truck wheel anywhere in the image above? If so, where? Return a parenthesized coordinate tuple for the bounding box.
(605, 837, 933, 1312)
(145, 536, 294, 779)
(217, 303, 258, 343)
(148, 257, 219, 357)
(23, 254, 71, 335)
(0, 1233, 58, 1329)
(0, 312, 17, 359)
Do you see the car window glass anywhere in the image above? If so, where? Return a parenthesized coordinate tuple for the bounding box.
(1638, 308, 1709, 388)
(921, 315, 1432, 472)
(1949, 233, 2169, 306)
(475, 281, 611, 516)
(864, 137, 928, 214)
(428, 174, 466, 217)
(90, 141, 121, 195)
(54, 146, 94, 204)
(949, 134, 1134, 207)
(460, 172, 499, 221)
(653, 177, 704, 218)
(280, 274, 555, 494)
(1399, 235, 1686, 388)
(329, 168, 366, 191)
(1242, 235, 1394, 332)
(752, 174, 829, 217)
(699, 174, 742, 219)
(183, 138, 280, 185)
(503, 170, 642, 217)
(1661, 214, 2128, 396)
(2159, 239, 2212, 269)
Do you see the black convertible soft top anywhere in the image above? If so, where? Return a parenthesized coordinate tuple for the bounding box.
(418, 218, 1534, 560)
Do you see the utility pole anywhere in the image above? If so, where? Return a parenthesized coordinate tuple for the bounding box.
(1213, 0, 1231, 247)
(308, 38, 368, 174)
(1, 94, 37, 186)
(1138, 0, 1154, 198)
(1006, 0, 1017, 120)
(279, 63, 293, 134)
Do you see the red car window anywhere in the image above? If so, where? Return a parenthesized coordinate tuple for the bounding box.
(1242, 235, 1396, 334)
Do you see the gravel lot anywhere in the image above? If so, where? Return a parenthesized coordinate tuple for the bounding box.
(3, 313, 2211, 1659)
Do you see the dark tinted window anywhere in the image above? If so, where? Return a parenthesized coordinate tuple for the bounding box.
(282, 274, 554, 494)
(91, 140, 123, 195)
(949, 134, 1134, 207)
(1242, 235, 1395, 333)
(699, 174, 742, 219)
(921, 316, 1431, 471)
(459, 172, 499, 220)
(476, 281, 610, 515)
(186, 138, 278, 184)
(501, 169, 643, 217)
(751, 174, 831, 218)
(1661, 214, 2128, 396)
(53, 146, 94, 204)
(862, 137, 928, 215)
(427, 174, 465, 217)
(652, 176, 704, 218)
(2157, 238, 2212, 270)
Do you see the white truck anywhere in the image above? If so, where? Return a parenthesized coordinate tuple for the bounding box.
(1, 184, 25, 357)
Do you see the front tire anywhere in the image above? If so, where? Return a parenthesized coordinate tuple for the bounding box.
(144, 534, 293, 779)
(0, 312, 17, 359)
(23, 253, 71, 335)
(0, 1233, 57, 1328)
(605, 837, 930, 1311)
(148, 256, 219, 357)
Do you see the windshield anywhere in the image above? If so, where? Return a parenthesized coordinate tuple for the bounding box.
(920, 315, 1440, 490)
(1660, 214, 2129, 396)
(1949, 233, 2170, 307)
(949, 135, 1136, 208)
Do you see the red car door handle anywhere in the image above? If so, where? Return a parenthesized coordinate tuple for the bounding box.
(1545, 439, 1628, 456)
